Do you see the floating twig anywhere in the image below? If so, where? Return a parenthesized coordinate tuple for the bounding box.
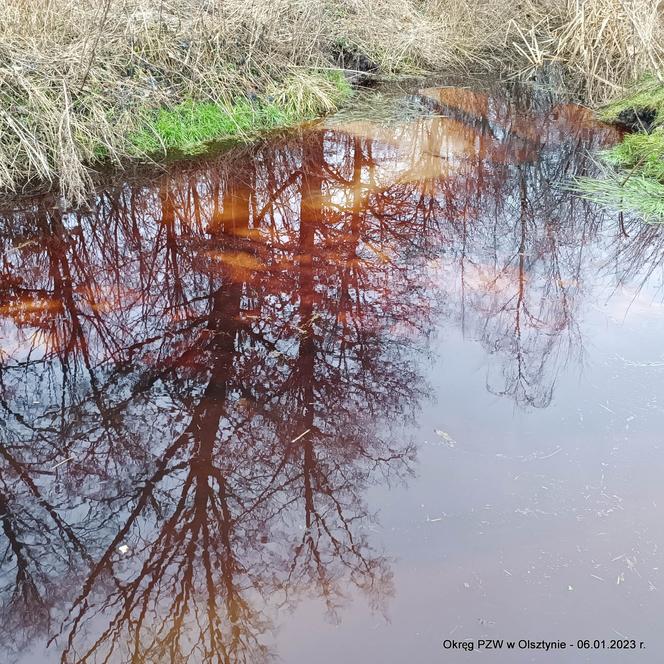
(290, 429, 311, 443)
(51, 456, 74, 470)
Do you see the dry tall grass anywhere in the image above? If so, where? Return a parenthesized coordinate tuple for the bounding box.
(0, 0, 662, 202)
(511, 0, 664, 99)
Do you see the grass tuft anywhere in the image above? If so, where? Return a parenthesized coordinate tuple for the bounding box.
(576, 80, 664, 222)
(602, 129, 664, 181)
(128, 71, 351, 156)
(574, 174, 664, 221)
(598, 76, 664, 125)
(130, 101, 254, 156)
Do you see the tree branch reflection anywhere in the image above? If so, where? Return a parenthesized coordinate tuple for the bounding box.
(0, 84, 659, 662)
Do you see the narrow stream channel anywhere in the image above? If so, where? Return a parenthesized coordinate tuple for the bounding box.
(1, 82, 663, 663)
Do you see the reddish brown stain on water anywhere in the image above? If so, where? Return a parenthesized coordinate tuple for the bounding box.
(0, 85, 661, 664)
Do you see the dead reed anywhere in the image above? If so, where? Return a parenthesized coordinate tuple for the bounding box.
(0, 0, 662, 202)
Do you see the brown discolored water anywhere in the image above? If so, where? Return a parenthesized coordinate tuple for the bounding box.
(1, 83, 663, 664)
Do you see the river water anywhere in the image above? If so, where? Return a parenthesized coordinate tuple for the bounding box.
(1, 82, 663, 663)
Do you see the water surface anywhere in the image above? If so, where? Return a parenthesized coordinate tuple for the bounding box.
(1, 83, 663, 663)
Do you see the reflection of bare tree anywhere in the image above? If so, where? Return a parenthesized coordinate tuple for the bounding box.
(409, 86, 623, 406)
(469, 163, 585, 408)
(328, 84, 629, 407)
(0, 128, 429, 662)
(1, 82, 661, 661)
(601, 216, 664, 298)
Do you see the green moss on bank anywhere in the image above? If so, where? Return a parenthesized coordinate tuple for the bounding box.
(128, 70, 351, 157)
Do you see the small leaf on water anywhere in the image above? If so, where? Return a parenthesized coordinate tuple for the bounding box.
(435, 429, 456, 447)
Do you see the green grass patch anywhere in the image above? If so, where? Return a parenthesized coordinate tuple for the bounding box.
(598, 76, 664, 126)
(576, 133, 664, 221)
(129, 100, 255, 155)
(601, 129, 664, 181)
(576, 78, 664, 222)
(129, 70, 352, 157)
(574, 174, 664, 221)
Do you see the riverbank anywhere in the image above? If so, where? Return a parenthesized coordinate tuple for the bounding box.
(1, 0, 662, 202)
(576, 77, 664, 220)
